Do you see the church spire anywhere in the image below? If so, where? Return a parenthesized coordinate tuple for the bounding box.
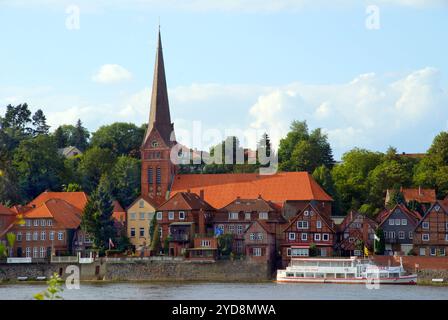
(144, 28, 174, 146)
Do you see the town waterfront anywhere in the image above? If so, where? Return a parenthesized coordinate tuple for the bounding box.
(1, 282, 448, 300)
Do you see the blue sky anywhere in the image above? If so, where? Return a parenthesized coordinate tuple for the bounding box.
(0, 0, 447, 159)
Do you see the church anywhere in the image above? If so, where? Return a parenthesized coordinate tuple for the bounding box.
(128, 29, 334, 258)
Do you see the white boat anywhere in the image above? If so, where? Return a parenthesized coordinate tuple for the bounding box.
(276, 257, 417, 285)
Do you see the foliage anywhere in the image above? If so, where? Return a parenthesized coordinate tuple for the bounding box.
(217, 233, 234, 256)
(278, 121, 334, 173)
(150, 224, 161, 253)
(386, 189, 405, 209)
(34, 273, 64, 300)
(63, 183, 82, 192)
(78, 147, 116, 193)
(309, 243, 317, 257)
(32, 109, 50, 136)
(374, 229, 385, 255)
(163, 236, 171, 255)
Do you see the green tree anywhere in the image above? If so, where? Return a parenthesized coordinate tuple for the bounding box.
(72, 119, 90, 151)
(90, 122, 145, 158)
(78, 147, 116, 193)
(53, 126, 68, 148)
(217, 233, 234, 257)
(13, 135, 65, 201)
(278, 120, 334, 173)
(32, 109, 50, 136)
(150, 224, 161, 253)
(63, 183, 82, 192)
(108, 156, 141, 208)
(374, 229, 385, 255)
(81, 185, 116, 255)
(34, 273, 64, 300)
(313, 165, 340, 214)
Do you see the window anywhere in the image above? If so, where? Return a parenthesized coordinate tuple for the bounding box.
(398, 231, 405, 240)
(40, 219, 46, 227)
(229, 212, 239, 220)
(47, 220, 52, 227)
(41, 231, 46, 241)
(250, 233, 256, 241)
(156, 167, 161, 184)
(384, 232, 388, 239)
(148, 168, 153, 184)
(139, 212, 145, 220)
(26, 232, 31, 241)
(301, 233, 308, 241)
(303, 210, 309, 216)
(151, 140, 159, 148)
(314, 233, 321, 241)
(228, 225, 235, 233)
(290, 248, 309, 257)
(57, 232, 64, 241)
(218, 224, 224, 232)
(237, 225, 244, 235)
(297, 221, 309, 229)
(419, 248, 426, 256)
(253, 248, 262, 256)
(389, 219, 394, 226)
(25, 219, 31, 227)
(201, 240, 211, 247)
(430, 247, 437, 256)
(422, 222, 430, 229)
(257, 233, 263, 241)
(394, 219, 401, 226)
(439, 248, 446, 256)
(259, 212, 268, 220)
(390, 231, 396, 239)
(446, 223, 448, 231)
(409, 232, 413, 240)
(25, 247, 31, 257)
(322, 233, 329, 241)
(139, 228, 145, 237)
(139, 200, 145, 208)
(178, 211, 185, 220)
(422, 233, 430, 241)
(39, 247, 45, 258)
(33, 247, 38, 258)
(287, 248, 291, 256)
(245, 212, 251, 220)
(168, 211, 174, 220)
(288, 233, 296, 241)
(49, 231, 54, 241)
(17, 232, 22, 241)
(130, 228, 136, 237)
(349, 237, 355, 243)
(34, 220, 39, 227)
(401, 219, 407, 226)
(354, 250, 361, 256)
(130, 213, 136, 220)
(33, 232, 38, 241)
(316, 220, 322, 229)
(156, 212, 162, 220)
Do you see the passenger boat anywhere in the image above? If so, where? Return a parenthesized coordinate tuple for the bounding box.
(276, 257, 417, 285)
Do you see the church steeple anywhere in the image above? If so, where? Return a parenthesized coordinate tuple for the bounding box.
(144, 28, 174, 146)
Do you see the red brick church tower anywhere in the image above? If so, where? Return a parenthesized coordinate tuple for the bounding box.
(141, 29, 177, 205)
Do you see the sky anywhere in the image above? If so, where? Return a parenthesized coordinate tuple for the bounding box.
(0, 0, 447, 159)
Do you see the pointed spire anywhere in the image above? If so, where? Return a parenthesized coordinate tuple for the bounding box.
(144, 27, 174, 146)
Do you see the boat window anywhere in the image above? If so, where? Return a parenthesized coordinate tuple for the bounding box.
(295, 273, 304, 278)
(319, 261, 330, 267)
(336, 273, 345, 278)
(305, 273, 315, 278)
(286, 272, 294, 277)
(346, 273, 355, 278)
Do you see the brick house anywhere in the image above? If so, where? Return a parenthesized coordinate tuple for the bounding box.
(156, 191, 215, 257)
(336, 210, 378, 256)
(413, 201, 448, 256)
(377, 204, 421, 255)
(243, 220, 277, 263)
(281, 203, 336, 265)
(188, 236, 218, 260)
(213, 196, 286, 255)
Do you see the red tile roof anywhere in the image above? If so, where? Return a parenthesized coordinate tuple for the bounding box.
(28, 191, 88, 211)
(171, 172, 333, 209)
(378, 204, 421, 227)
(24, 199, 82, 229)
(219, 196, 277, 212)
(112, 200, 126, 222)
(0, 203, 14, 216)
(396, 188, 436, 204)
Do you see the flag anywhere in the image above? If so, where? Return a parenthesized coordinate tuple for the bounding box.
(109, 238, 115, 249)
(374, 234, 380, 241)
(364, 246, 369, 257)
(214, 226, 223, 237)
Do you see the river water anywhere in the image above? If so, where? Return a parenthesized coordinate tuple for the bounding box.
(1, 282, 448, 300)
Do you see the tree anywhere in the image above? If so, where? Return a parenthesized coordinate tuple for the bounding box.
(385, 188, 405, 209)
(150, 223, 161, 253)
(72, 119, 90, 151)
(149, 214, 157, 245)
(90, 123, 145, 158)
(12, 135, 65, 201)
(78, 147, 116, 193)
(313, 165, 340, 214)
(0, 103, 33, 151)
(81, 185, 116, 255)
(278, 120, 334, 173)
(107, 156, 141, 208)
(53, 126, 68, 148)
(32, 109, 50, 136)
(217, 233, 233, 257)
(374, 229, 385, 255)
(63, 183, 82, 192)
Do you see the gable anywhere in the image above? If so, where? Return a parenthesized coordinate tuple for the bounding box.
(142, 127, 170, 150)
(415, 201, 448, 230)
(127, 196, 157, 212)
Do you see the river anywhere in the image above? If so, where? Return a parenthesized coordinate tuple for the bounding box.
(1, 282, 448, 300)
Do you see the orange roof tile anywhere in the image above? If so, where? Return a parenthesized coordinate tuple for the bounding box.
(159, 192, 215, 211)
(171, 172, 332, 209)
(0, 203, 14, 216)
(24, 199, 82, 229)
(28, 191, 88, 211)
(397, 188, 436, 204)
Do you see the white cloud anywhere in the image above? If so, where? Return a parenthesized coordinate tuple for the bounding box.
(92, 64, 132, 84)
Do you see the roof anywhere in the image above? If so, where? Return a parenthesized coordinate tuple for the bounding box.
(0, 203, 14, 216)
(23, 199, 82, 229)
(158, 192, 215, 211)
(339, 211, 378, 232)
(283, 203, 335, 233)
(58, 146, 82, 158)
(126, 195, 158, 211)
(28, 191, 88, 211)
(378, 204, 421, 227)
(113, 201, 125, 213)
(171, 172, 333, 209)
(387, 188, 436, 204)
(220, 196, 277, 212)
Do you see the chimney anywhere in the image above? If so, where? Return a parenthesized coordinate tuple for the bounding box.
(187, 189, 191, 193)
(419, 186, 422, 196)
(198, 208, 206, 235)
(258, 194, 262, 199)
(199, 189, 204, 200)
